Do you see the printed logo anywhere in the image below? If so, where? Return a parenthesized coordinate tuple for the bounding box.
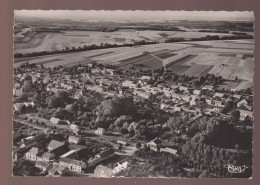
(225, 164, 248, 173)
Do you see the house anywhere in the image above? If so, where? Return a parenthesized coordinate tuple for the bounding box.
(239, 110, 253, 121)
(179, 86, 188, 92)
(146, 137, 162, 152)
(48, 163, 67, 176)
(206, 98, 213, 105)
(86, 85, 103, 93)
(122, 80, 136, 88)
(59, 158, 87, 173)
(214, 92, 225, 98)
(35, 161, 53, 171)
(25, 147, 39, 161)
(50, 117, 60, 125)
(133, 89, 151, 99)
(47, 140, 65, 151)
(68, 135, 81, 144)
(117, 140, 127, 146)
(113, 161, 128, 174)
(140, 76, 151, 81)
(92, 68, 101, 74)
(214, 99, 225, 107)
(95, 128, 105, 136)
(88, 148, 114, 166)
(13, 88, 23, 97)
(237, 99, 252, 111)
(106, 69, 115, 75)
(202, 85, 214, 91)
(37, 152, 55, 162)
(73, 90, 83, 99)
(24, 101, 35, 107)
(13, 103, 25, 112)
(193, 89, 201, 95)
(94, 165, 113, 177)
(160, 147, 178, 156)
(70, 124, 79, 130)
(214, 107, 221, 113)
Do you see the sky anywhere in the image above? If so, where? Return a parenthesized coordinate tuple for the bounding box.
(15, 10, 254, 22)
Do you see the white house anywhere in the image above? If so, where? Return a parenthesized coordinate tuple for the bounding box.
(160, 147, 178, 156)
(70, 124, 79, 130)
(95, 128, 105, 136)
(25, 147, 39, 161)
(113, 161, 128, 174)
(50, 117, 60, 125)
(68, 135, 81, 144)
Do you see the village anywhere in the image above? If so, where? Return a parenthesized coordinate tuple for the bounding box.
(12, 60, 253, 177)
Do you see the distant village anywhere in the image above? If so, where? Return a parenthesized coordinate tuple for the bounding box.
(12, 62, 253, 177)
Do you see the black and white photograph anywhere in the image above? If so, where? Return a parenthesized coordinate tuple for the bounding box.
(12, 10, 254, 178)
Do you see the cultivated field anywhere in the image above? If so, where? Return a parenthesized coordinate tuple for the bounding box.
(14, 29, 234, 54)
(14, 39, 254, 90)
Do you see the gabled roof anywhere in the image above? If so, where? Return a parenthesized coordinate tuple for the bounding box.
(28, 147, 39, 155)
(68, 135, 80, 140)
(48, 140, 64, 150)
(42, 152, 54, 159)
(202, 85, 214, 89)
(214, 92, 225, 98)
(238, 109, 253, 116)
(50, 117, 60, 123)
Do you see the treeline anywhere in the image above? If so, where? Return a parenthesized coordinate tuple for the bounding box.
(199, 30, 229, 33)
(14, 40, 158, 58)
(165, 34, 253, 43)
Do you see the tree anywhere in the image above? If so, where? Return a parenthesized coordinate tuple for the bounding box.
(136, 142, 142, 149)
(231, 110, 240, 122)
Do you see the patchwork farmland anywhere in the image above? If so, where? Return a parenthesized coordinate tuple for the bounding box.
(14, 39, 254, 90)
(14, 29, 235, 54)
